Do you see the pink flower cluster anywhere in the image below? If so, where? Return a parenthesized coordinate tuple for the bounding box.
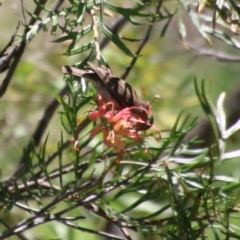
(87, 94, 149, 152)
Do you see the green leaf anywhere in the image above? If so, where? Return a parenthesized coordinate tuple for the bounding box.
(51, 14, 58, 35)
(53, 25, 92, 43)
(105, 2, 156, 25)
(33, 0, 48, 12)
(58, 132, 64, 188)
(76, 1, 86, 24)
(85, 0, 102, 9)
(203, 26, 240, 48)
(25, 10, 42, 21)
(101, 25, 135, 57)
(182, 2, 212, 45)
(65, 41, 94, 56)
(194, 79, 220, 154)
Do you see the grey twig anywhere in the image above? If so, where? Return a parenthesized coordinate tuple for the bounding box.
(89, 7, 101, 61)
(188, 43, 240, 63)
(0, 0, 47, 97)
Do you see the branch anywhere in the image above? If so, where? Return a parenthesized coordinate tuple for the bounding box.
(0, 0, 47, 97)
(89, 7, 101, 61)
(188, 43, 240, 63)
(0, 0, 64, 97)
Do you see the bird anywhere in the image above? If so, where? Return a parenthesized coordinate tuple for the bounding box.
(62, 62, 153, 130)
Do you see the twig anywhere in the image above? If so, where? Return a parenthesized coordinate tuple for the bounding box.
(0, 0, 48, 97)
(57, 218, 126, 240)
(0, 0, 64, 97)
(0, 219, 27, 240)
(1, 160, 152, 239)
(89, 7, 101, 61)
(20, 0, 27, 25)
(85, 203, 135, 239)
(0, 21, 20, 57)
(0, 46, 18, 74)
(189, 43, 240, 63)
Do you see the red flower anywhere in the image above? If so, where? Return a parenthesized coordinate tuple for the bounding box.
(72, 94, 159, 153)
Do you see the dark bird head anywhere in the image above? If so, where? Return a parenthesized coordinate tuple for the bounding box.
(131, 103, 154, 131)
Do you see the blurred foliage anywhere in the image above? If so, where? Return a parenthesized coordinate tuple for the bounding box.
(1, 0, 240, 239)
